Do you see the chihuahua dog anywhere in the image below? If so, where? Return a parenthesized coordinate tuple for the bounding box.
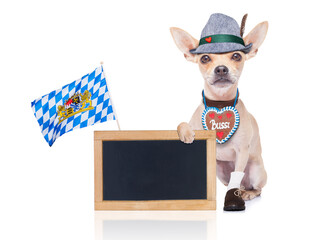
(170, 13, 268, 210)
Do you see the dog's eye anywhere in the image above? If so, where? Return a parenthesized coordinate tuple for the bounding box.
(231, 53, 242, 61)
(201, 55, 211, 64)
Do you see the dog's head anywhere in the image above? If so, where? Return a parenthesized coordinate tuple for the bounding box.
(170, 18, 268, 99)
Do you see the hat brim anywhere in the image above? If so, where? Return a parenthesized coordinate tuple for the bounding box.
(190, 42, 252, 54)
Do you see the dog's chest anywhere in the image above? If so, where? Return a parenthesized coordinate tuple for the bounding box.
(216, 142, 236, 161)
(191, 101, 245, 161)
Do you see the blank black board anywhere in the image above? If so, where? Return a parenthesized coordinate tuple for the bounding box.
(102, 140, 207, 201)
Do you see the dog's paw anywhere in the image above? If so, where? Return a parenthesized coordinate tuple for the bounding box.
(177, 122, 195, 144)
(241, 189, 262, 201)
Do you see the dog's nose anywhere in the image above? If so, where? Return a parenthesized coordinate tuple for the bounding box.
(214, 65, 229, 76)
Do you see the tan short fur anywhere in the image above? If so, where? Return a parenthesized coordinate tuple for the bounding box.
(171, 20, 268, 201)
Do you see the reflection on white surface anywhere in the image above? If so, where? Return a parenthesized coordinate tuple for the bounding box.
(95, 211, 216, 240)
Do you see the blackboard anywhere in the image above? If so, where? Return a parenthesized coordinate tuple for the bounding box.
(94, 130, 216, 210)
(103, 140, 207, 201)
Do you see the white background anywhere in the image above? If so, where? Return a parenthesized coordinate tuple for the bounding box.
(1, 0, 335, 239)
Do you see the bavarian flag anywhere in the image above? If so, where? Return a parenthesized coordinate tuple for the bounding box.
(31, 66, 115, 146)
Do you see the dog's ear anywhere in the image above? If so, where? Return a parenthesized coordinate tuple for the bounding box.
(244, 21, 268, 60)
(170, 27, 199, 63)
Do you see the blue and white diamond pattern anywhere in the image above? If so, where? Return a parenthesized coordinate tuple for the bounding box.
(31, 66, 115, 146)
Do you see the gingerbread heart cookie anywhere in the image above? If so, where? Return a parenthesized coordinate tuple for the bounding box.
(202, 106, 240, 144)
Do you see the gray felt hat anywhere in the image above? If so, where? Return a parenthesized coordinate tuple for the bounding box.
(190, 13, 252, 54)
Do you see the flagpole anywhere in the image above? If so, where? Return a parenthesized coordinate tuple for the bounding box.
(100, 61, 121, 130)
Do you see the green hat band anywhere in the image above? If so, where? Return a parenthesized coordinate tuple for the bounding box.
(199, 34, 245, 46)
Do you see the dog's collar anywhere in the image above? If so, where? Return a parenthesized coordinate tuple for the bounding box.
(202, 90, 239, 109)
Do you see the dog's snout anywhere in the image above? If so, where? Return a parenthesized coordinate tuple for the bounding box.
(214, 65, 229, 76)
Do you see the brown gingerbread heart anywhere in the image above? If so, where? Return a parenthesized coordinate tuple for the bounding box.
(202, 107, 240, 144)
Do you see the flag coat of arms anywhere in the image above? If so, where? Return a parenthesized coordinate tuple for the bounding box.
(31, 66, 115, 146)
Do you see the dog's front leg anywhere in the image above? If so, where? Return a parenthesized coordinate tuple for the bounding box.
(227, 145, 249, 189)
(177, 122, 195, 144)
(233, 145, 249, 173)
(224, 145, 249, 211)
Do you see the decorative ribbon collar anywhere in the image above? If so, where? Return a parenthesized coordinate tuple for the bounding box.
(202, 89, 239, 109)
(199, 34, 245, 47)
